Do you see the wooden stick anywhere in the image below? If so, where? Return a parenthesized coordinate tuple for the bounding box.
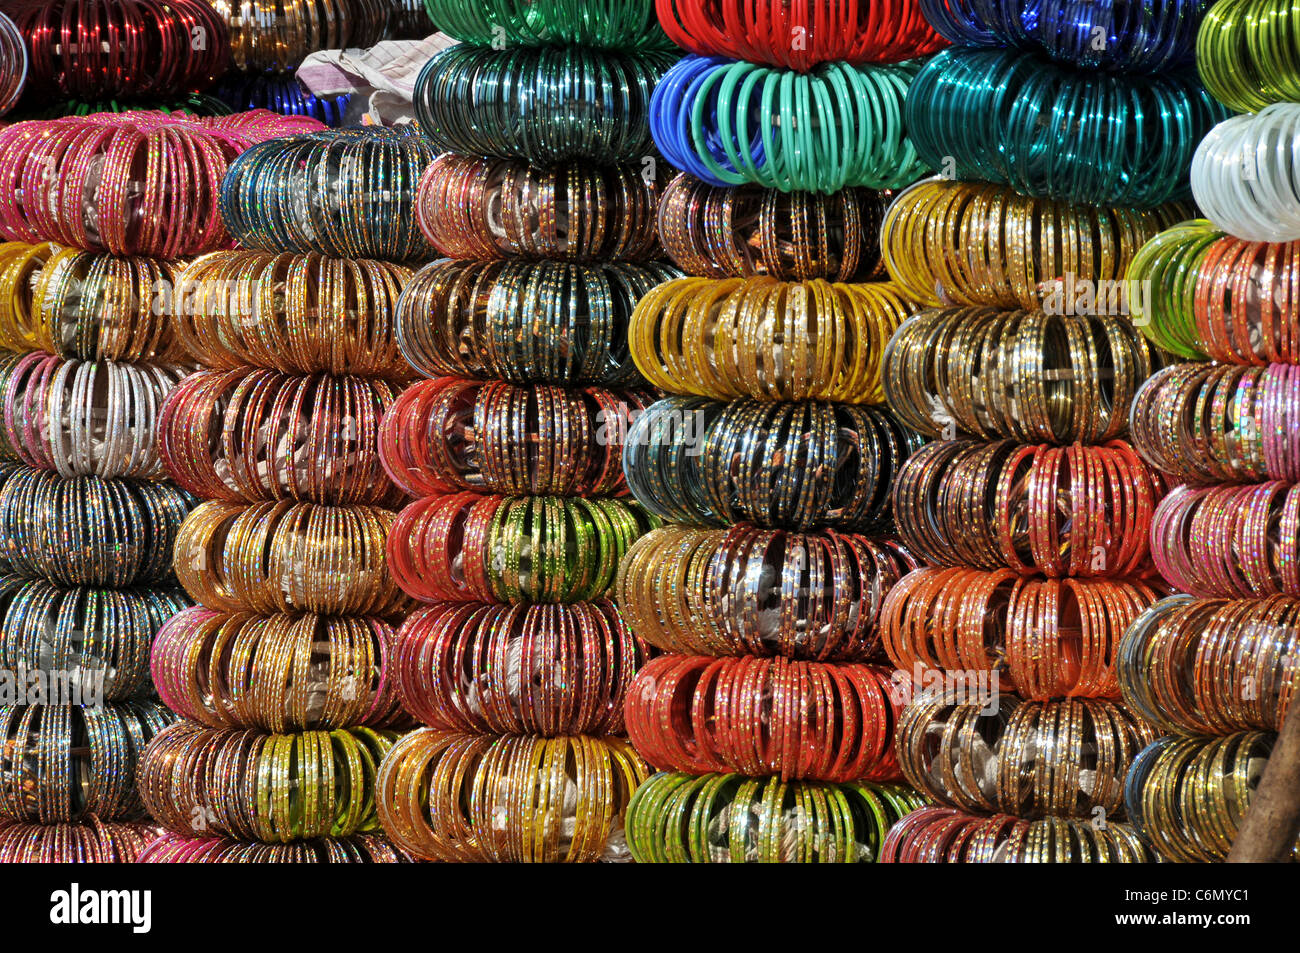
(1227, 699, 1300, 863)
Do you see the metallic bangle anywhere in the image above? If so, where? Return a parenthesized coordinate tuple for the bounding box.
(174, 252, 414, 379)
(174, 499, 410, 617)
(138, 722, 398, 843)
(630, 276, 918, 403)
(151, 607, 405, 733)
(0, 241, 54, 355)
(626, 654, 902, 783)
(896, 694, 1156, 819)
(882, 567, 1162, 702)
(626, 773, 925, 863)
(159, 369, 405, 508)
(208, 0, 357, 73)
(615, 524, 917, 661)
(625, 396, 923, 532)
(1198, 0, 1300, 111)
(0, 700, 173, 824)
(416, 155, 668, 262)
(0, 577, 189, 700)
(893, 439, 1165, 578)
(425, 0, 673, 50)
(880, 807, 1157, 863)
(375, 728, 649, 863)
(0, 467, 195, 588)
(389, 494, 657, 605)
(139, 832, 412, 863)
(396, 259, 679, 386)
(394, 600, 646, 735)
(380, 378, 646, 498)
(1119, 594, 1300, 737)
(0, 817, 157, 863)
(0, 12, 25, 117)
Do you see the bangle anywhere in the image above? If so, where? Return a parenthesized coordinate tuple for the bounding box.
(1128, 732, 1298, 862)
(212, 73, 352, 127)
(625, 397, 922, 532)
(884, 308, 1157, 444)
(630, 276, 917, 403)
(656, 0, 944, 70)
(393, 601, 647, 735)
(882, 568, 1161, 702)
(388, 494, 657, 604)
(0, 467, 194, 588)
(175, 252, 414, 379)
(0, 700, 172, 824)
(8, 0, 229, 99)
(0, 579, 188, 702)
(159, 369, 405, 508)
(0, 241, 54, 355)
(395, 259, 679, 386)
(0, 12, 25, 117)
(896, 694, 1156, 819)
(907, 48, 1228, 208)
(0, 111, 326, 257)
(658, 174, 888, 282)
(379, 378, 646, 498)
(0, 817, 157, 863)
(139, 832, 411, 863)
(375, 728, 649, 862)
(150, 607, 405, 733)
(424, 0, 672, 51)
(922, 0, 1209, 73)
(173, 499, 410, 617)
(615, 524, 917, 661)
(208, 0, 355, 73)
(893, 440, 1164, 578)
(219, 127, 436, 261)
(414, 45, 674, 165)
(1150, 483, 1300, 599)
(415, 155, 666, 263)
(880, 807, 1156, 863)
(626, 654, 902, 783)
(1192, 105, 1300, 242)
(0, 354, 186, 480)
(1118, 594, 1300, 737)
(626, 773, 925, 863)
(882, 178, 1193, 311)
(138, 722, 397, 843)
(1197, 0, 1300, 112)
(651, 56, 925, 194)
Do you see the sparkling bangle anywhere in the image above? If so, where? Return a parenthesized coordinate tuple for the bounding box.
(0, 817, 157, 863)
(1198, 0, 1300, 111)
(425, 0, 673, 50)
(880, 807, 1156, 863)
(139, 832, 412, 863)
(0, 12, 25, 117)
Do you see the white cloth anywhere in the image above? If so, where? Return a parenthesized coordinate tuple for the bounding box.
(296, 34, 456, 125)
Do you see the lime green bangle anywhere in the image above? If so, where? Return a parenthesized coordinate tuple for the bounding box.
(1126, 219, 1223, 359)
(1198, 0, 1300, 112)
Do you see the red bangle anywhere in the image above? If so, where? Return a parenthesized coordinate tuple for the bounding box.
(879, 807, 1156, 863)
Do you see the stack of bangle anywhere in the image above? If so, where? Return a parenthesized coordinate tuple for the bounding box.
(414, 45, 674, 164)
(8, 0, 229, 100)
(212, 73, 352, 127)
(172, 500, 410, 618)
(1126, 732, 1298, 862)
(0, 701, 172, 823)
(626, 773, 926, 863)
(0, 817, 157, 863)
(616, 524, 917, 660)
(881, 179, 1193, 311)
(0, 111, 327, 258)
(1197, 0, 1300, 112)
(0, 242, 53, 355)
(395, 260, 679, 386)
(651, 56, 926, 194)
(150, 608, 405, 733)
(0, 12, 25, 117)
(896, 695, 1156, 819)
(379, 378, 642, 499)
(138, 723, 397, 842)
(416, 156, 667, 262)
(883, 308, 1157, 444)
(892, 440, 1162, 578)
(626, 655, 901, 782)
(375, 729, 649, 863)
(1119, 595, 1300, 736)
(626, 397, 920, 532)
(880, 807, 1157, 863)
(1192, 104, 1300, 243)
(1150, 483, 1300, 599)
(139, 832, 411, 863)
(207, 0, 353, 73)
(882, 568, 1161, 701)
(388, 494, 656, 605)
(425, 0, 673, 49)
(906, 48, 1227, 207)
(657, 174, 887, 281)
(219, 128, 436, 261)
(393, 601, 646, 735)
(630, 276, 917, 403)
